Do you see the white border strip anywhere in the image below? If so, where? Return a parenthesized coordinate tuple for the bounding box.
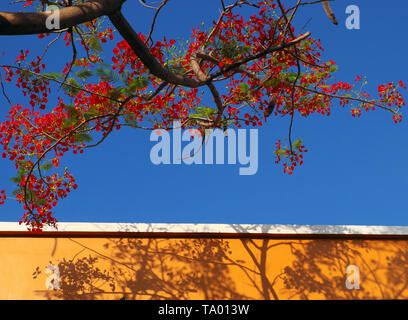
(0, 222, 408, 235)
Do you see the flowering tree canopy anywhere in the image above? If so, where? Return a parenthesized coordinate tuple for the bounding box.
(0, 0, 405, 231)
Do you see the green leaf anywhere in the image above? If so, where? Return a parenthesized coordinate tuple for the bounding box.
(264, 78, 281, 88)
(74, 69, 94, 79)
(191, 106, 217, 118)
(283, 72, 300, 83)
(329, 65, 338, 73)
(94, 66, 120, 83)
(274, 149, 287, 156)
(10, 176, 22, 184)
(94, 66, 110, 77)
(83, 107, 99, 120)
(62, 117, 78, 129)
(294, 139, 303, 149)
(89, 36, 103, 52)
(123, 114, 140, 129)
(127, 77, 149, 92)
(62, 105, 80, 128)
(63, 104, 79, 117)
(11, 189, 21, 196)
(240, 82, 250, 94)
(42, 72, 64, 80)
(40, 162, 54, 171)
(301, 40, 312, 47)
(63, 78, 81, 95)
(107, 88, 122, 100)
(74, 133, 93, 143)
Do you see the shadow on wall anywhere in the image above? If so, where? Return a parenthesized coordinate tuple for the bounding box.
(33, 237, 246, 300)
(32, 231, 408, 300)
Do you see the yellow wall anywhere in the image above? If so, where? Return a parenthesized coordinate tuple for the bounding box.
(1, 236, 407, 300)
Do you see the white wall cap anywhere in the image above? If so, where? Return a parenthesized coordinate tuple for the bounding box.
(0, 222, 407, 235)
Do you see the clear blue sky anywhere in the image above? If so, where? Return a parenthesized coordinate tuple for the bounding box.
(0, 0, 407, 226)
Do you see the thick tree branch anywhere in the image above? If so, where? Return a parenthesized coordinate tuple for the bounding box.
(0, 0, 126, 35)
(108, 11, 203, 88)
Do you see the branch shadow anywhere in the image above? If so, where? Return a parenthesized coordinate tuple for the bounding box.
(31, 223, 408, 300)
(33, 236, 247, 300)
(281, 239, 408, 299)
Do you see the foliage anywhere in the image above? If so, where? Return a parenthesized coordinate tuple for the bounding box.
(0, 0, 405, 230)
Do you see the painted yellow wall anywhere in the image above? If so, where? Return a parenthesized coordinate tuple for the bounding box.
(0, 236, 407, 300)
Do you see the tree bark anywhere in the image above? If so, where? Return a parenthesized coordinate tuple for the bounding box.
(0, 0, 126, 35)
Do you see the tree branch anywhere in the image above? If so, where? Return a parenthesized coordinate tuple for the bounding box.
(0, 0, 126, 35)
(108, 10, 203, 88)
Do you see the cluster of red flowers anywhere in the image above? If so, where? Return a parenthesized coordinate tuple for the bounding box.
(0, 190, 6, 205)
(274, 139, 307, 175)
(0, 0, 405, 230)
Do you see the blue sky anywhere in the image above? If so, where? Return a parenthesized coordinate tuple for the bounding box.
(0, 0, 407, 226)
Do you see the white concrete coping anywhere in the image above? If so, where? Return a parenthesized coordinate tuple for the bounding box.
(0, 222, 408, 236)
